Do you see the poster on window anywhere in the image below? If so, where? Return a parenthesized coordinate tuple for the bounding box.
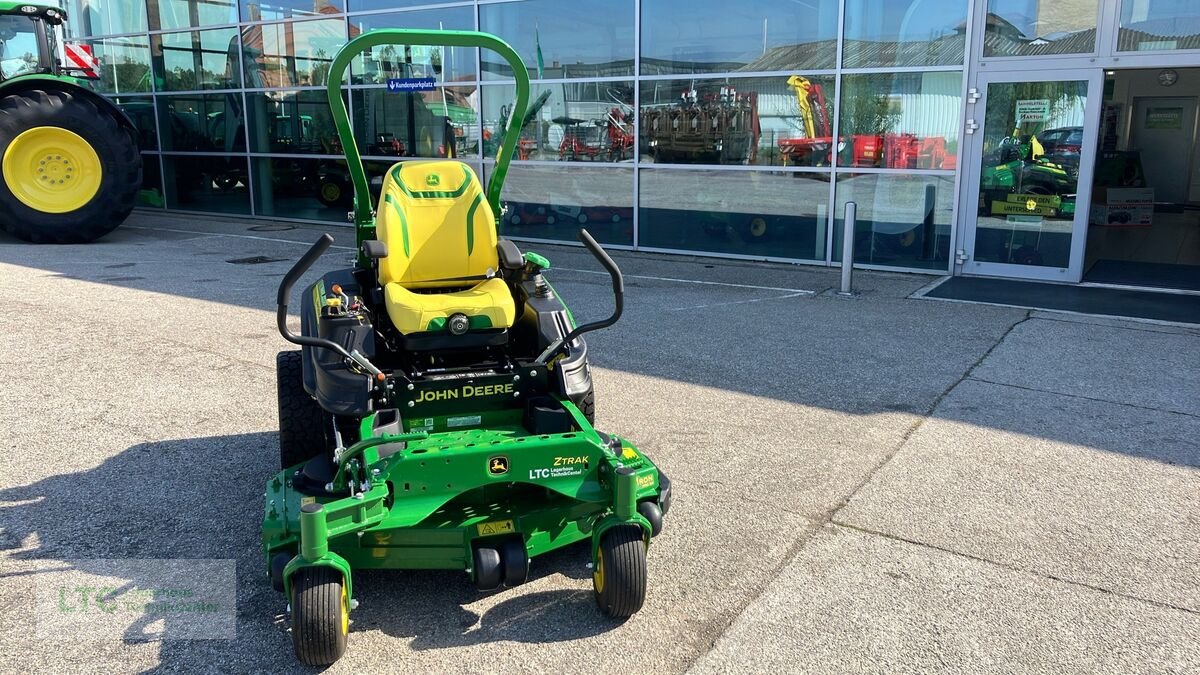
(1145, 107, 1183, 129)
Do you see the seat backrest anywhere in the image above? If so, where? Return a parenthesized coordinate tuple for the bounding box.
(375, 161, 499, 288)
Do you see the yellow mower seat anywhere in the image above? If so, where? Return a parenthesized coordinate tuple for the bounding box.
(375, 160, 516, 335)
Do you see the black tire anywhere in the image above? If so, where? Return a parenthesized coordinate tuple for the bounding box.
(473, 545, 503, 591)
(500, 538, 529, 587)
(0, 88, 141, 243)
(592, 525, 647, 618)
(579, 388, 596, 426)
(291, 567, 348, 666)
(277, 350, 327, 469)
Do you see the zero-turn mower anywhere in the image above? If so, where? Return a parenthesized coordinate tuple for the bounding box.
(261, 29, 670, 666)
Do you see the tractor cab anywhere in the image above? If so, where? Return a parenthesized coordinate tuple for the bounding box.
(0, 5, 58, 81)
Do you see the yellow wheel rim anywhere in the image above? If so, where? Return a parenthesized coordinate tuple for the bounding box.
(2, 127, 103, 213)
(340, 584, 349, 635)
(749, 217, 768, 237)
(321, 182, 341, 203)
(593, 549, 605, 594)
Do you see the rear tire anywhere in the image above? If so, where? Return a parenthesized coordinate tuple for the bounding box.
(579, 388, 596, 426)
(291, 567, 348, 666)
(0, 88, 141, 243)
(592, 525, 647, 618)
(277, 350, 327, 469)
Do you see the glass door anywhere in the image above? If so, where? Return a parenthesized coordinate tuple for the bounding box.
(960, 70, 1102, 281)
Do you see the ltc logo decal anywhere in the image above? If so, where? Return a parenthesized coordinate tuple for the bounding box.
(488, 456, 509, 476)
(426, 173, 441, 187)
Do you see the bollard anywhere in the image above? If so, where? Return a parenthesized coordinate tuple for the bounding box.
(839, 201, 857, 296)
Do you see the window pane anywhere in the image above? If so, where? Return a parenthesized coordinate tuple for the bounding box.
(838, 72, 962, 169)
(152, 28, 241, 91)
(251, 157, 348, 221)
(157, 94, 247, 152)
(1119, 0, 1200, 51)
(353, 86, 480, 159)
(85, 36, 154, 94)
(349, 7, 476, 84)
(482, 81, 633, 162)
(497, 164, 633, 246)
(984, 0, 1099, 56)
(833, 174, 953, 270)
(162, 154, 251, 214)
(842, 0, 967, 68)
(64, 0, 148, 36)
(114, 97, 159, 150)
(245, 90, 342, 154)
(148, 0, 239, 31)
(243, 18, 346, 88)
(242, 0, 343, 22)
(349, 0, 457, 13)
(640, 76, 836, 167)
(641, 0, 838, 75)
(137, 154, 165, 208)
(639, 169, 830, 260)
(480, 0, 634, 80)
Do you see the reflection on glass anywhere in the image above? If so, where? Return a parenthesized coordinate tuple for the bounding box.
(242, 18, 345, 88)
(349, 7, 476, 84)
(114, 97, 158, 150)
(246, 90, 342, 154)
(639, 169, 829, 260)
(162, 154, 250, 214)
(86, 37, 153, 94)
(152, 28, 240, 91)
(64, 0, 148, 36)
(482, 81, 633, 162)
(349, 0, 453, 12)
(242, 0, 343, 22)
(984, 0, 1099, 56)
(251, 157, 345, 221)
(640, 0, 838, 74)
(480, 0, 634, 80)
(353, 87, 479, 160)
(842, 0, 967, 68)
(640, 76, 836, 167)
(496, 164, 633, 246)
(1119, 0, 1200, 51)
(973, 80, 1088, 268)
(838, 72, 961, 169)
(157, 93, 247, 152)
(833, 174, 953, 269)
(137, 153, 165, 208)
(148, 0, 238, 31)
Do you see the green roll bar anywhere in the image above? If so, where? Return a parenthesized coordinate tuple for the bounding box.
(325, 29, 531, 245)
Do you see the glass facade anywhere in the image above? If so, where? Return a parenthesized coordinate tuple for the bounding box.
(74, 0, 1200, 273)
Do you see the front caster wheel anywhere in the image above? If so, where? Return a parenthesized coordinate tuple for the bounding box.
(593, 525, 647, 618)
(291, 567, 349, 666)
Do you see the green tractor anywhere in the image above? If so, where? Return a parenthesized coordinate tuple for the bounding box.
(0, 3, 141, 243)
(264, 29, 670, 666)
(979, 130, 1076, 217)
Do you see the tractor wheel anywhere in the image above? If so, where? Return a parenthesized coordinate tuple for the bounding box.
(317, 178, 350, 208)
(291, 567, 349, 666)
(277, 350, 328, 469)
(0, 88, 141, 243)
(579, 388, 596, 426)
(592, 525, 647, 618)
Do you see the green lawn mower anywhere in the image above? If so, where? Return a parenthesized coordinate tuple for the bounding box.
(262, 29, 670, 666)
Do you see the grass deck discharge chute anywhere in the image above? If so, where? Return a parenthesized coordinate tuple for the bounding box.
(261, 28, 671, 666)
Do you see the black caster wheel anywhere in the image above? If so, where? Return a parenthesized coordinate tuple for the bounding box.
(637, 500, 663, 537)
(593, 525, 647, 618)
(270, 552, 291, 592)
(290, 567, 349, 666)
(500, 537, 529, 587)
(473, 545, 503, 591)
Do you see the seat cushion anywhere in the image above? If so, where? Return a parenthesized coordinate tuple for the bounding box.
(384, 277, 517, 335)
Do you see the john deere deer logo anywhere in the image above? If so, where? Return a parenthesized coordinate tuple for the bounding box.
(488, 456, 509, 476)
(426, 174, 441, 187)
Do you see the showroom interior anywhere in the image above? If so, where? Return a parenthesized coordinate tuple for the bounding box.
(60, 0, 1199, 293)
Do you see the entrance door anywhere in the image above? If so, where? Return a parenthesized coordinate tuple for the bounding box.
(1130, 96, 1198, 204)
(959, 70, 1102, 281)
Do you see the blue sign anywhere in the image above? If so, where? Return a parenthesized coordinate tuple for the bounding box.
(386, 77, 436, 93)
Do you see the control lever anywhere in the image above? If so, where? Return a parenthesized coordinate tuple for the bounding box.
(276, 234, 384, 382)
(535, 229, 624, 364)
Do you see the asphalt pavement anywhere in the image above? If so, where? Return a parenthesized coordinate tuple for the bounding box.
(0, 211, 1196, 673)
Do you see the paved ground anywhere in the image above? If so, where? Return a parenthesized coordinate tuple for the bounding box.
(0, 211, 1197, 673)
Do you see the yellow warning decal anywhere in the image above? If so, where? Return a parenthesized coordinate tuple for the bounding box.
(300, 496, 316, 505)
(477, 519, 515, 536)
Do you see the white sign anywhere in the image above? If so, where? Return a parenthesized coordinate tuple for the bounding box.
(1015, 99, 1050, 124)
